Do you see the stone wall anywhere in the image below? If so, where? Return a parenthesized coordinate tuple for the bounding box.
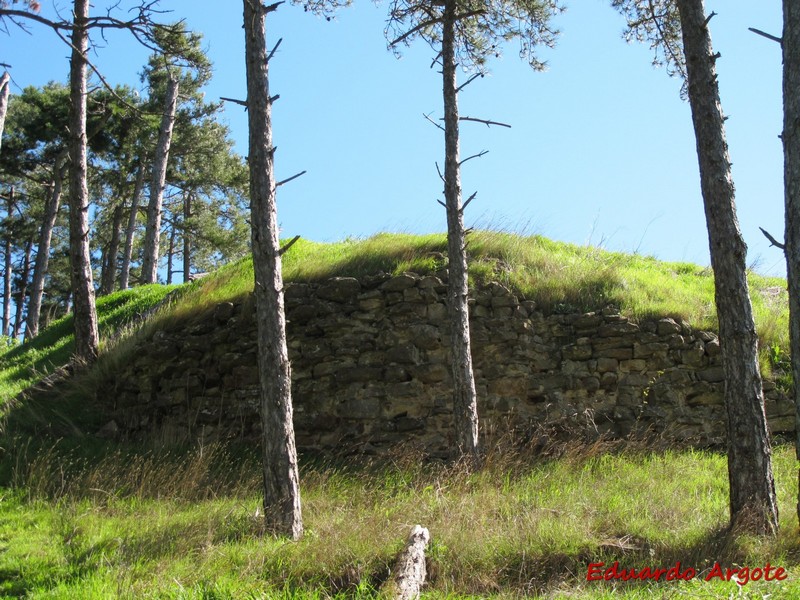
(105, 273, 793, 456)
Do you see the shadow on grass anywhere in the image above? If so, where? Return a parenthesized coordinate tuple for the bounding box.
(488, 526, 796, 597)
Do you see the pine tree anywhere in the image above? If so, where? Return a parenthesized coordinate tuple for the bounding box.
(386, 0, 562, 465)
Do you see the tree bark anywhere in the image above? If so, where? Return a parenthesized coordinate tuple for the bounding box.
(99, 202, 123, 295)
(26, 153, 67, 340)
(67, 0, 99, 364)
(166, 219, 176, 285)
(243, 0, 303, 540)
(380, 525, 430, 600)
(141, 76, 179, 284)
(442, 0, 480, 465)
(0, 71, 9, 156)
(183, 191, 191, 282)
(782, 0, 800, 528)
(119, 162, 146, 290)
(2, 186, 12, 338)
(677, 0, 778, 535)
(12, 235, 32, 339)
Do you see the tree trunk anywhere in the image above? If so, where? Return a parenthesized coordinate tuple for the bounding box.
(166, 220, 176, 285)
(0, 71, 9, 155)
(183, 191, 191, 282)
(782, 0, 800, 528)
(12, 235, 32, 339)
(67, 0, 99, 364)
(100, 202, 123, 295)
(442, 0, 480, 465)
(141, 76, 179, 284)
(26, 155, 67, 340)
(243, 0, 303, 540)
(2, 187, 12, 338)
(119, 162, 146, 290)
(677, 0, 778, 535)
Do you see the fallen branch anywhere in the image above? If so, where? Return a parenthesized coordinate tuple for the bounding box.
(379, 525, 430, 600)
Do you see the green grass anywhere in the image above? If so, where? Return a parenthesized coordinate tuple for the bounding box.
(0, 285, 178, 403)
(0, 232, 795, 597)
(144, 231, 788, 341)
(1, 441, 799, 598)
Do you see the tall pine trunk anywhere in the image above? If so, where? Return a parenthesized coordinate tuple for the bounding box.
(141, 76, 179, 284)
(677, 0, 778, 534)
(12, 236, 32, 339)
(243, 0, 303, 540)
(67, 0, 99, 364)
(183, 192, 191, 282)
(166, 220, 176, 285)
(120, 162, 146, 290)
(442, 0, 480, 465)
(2, 187, 12, 338)
(0, 71, 9, 155)
(26, 155, 67, 340)
(100, 204, 122, 294)
(782, 0, 800, 527)
(100, 203, 123, 295)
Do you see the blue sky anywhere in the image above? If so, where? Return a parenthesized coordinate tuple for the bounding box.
(1, 0, 787, 277)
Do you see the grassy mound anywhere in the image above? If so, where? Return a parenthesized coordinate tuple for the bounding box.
(1, 231, 790, 406)
(0, 232, 796, 598)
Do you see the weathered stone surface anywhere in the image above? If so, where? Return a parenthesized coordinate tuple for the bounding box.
(101, 276, 789, 456)
(382, 273, 419, 292)
(317, 277, 361, 302)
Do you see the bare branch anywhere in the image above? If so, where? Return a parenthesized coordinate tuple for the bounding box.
(749, 27, 782, 45)
(703, 11, 717, 27)
(459, 150, 488, 166)
(0, 8, 64, 31)
(759, 227, 786, 251)
(269, 94, 280, 104)
(221, 96, 248, 107)
(263, 1, 285, 14)
(389, 16, 442, 47)
(435, 161, 444, 183)
(276, 170, 307, 187)
(423, 112, 445, 132)
(279, 234, 301, 256)
(436, 199, 446, 208)
(461, 191, 477, 213)
(456, 72, 483, 93)
(455, 116, 511, 128)
(267, 37, 283, 62)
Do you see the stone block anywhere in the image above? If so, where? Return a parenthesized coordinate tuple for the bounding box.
(382, 273, 419, 291)
(317, 277, 361, 302)
(657, 318, 682, 335)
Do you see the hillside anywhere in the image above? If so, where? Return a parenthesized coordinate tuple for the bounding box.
(1, 232, 799, 599)
(0, 231, 790, 408)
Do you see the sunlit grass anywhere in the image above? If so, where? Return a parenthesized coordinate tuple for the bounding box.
(1, 442, 799, 598)
(0, 285, 177, 403)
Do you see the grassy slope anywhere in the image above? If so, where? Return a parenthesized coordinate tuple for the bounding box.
(3, 443, 800, 598)
(0, 232, 796, 599)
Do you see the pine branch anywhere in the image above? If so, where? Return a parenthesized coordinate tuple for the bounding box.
(749, 27, 782, 45)
(759, 227, 785, 251)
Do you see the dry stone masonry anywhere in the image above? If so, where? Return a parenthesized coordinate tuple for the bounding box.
(105, 273, 793, 456)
